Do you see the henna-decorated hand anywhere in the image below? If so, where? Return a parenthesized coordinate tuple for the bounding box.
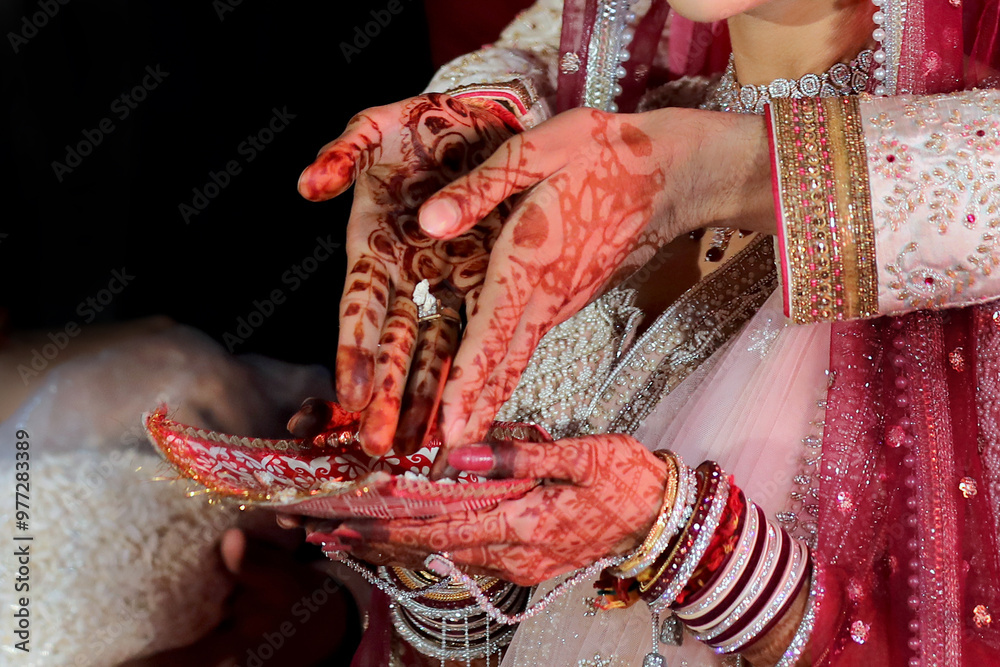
(311, 434, 669, 586)
(295, 94, 518, 456)
(415, 107, 773, 449)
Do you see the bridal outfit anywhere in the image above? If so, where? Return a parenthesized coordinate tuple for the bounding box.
(410, 0, 1000, 664)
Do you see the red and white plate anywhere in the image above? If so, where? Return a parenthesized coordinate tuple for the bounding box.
(144, 406, 548, 519)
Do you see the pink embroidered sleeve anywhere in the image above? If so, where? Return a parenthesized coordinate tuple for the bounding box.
(767, 90, 1000, 324)
(863, 90, 1000, 316)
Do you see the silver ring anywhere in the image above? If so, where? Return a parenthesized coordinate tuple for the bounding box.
(413, 279, 441, 324)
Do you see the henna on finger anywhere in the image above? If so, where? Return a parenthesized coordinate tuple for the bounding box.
(459, 294, 557, 445)
(301, 94, 515, 449)
(358, 292, 419, 456)
(435, 112, 670, 443)
(439, 253, 540, 447)
(299, 112, 385, 201)
(314, 436, 670, 586)
(337, 256, 391, 410)
(419, 133, 549, 238)
(337, 507, 517, 554)
(448, 437, 601, 485)
(409, 435, 670, 585)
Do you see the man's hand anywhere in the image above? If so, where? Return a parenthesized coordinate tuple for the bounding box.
(295, 94, 518, 456)
(415, 107, 773, 448)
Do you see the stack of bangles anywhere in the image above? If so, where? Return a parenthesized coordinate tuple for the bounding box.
(381, 566, 529, 661)
(599, 453, 812, 656)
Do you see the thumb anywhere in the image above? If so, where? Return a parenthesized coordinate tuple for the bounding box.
(447, 436, 601, 486)
(418, 131, 556, 239)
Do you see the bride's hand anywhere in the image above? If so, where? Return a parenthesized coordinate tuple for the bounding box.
(313, 434, 668, 586)
(295, 94, 517, 456)
(416, 107, 773, 448)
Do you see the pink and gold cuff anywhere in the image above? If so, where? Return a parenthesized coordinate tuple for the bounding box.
(767, 96, 879, 324)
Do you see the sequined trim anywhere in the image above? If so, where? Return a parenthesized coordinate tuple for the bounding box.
(774, 566, 818, 667)
(837, 97, 879, 317)
(582, 0, 634, 111)
(906, 314, 964, 664)
(494, 288, 643, 439)
(776, 394, 826, 549)
(771, 97, 878, 324)
(581, 237, 778, 436)
(974, 307, 1000, 560)
(880, 0, 905, 95)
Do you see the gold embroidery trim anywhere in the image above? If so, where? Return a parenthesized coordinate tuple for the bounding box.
(839, 97, 878, 318)
(773, 97, 877, 323)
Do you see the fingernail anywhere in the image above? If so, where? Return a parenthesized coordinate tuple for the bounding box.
(337, 347, 374, 411)
(422, 198, 460, 236)
(297, 167, 314, 197)
(335, 526, 363, 541)
(448, 444, 494, 473)
(358, 430, 391, 458)
(305, 531, 336, 545)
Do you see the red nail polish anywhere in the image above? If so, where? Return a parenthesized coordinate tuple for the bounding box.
(448, 445, 494, 472)
(335, 527, 363, 543)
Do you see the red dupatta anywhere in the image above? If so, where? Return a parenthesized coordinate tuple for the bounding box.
(816, 1, 1000, 662)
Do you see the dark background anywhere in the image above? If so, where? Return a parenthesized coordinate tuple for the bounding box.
(1, 0, 529, 373)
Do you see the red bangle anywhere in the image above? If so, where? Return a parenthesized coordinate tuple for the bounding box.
(638, 462, 723, 603)
(675, 482, 745, 606)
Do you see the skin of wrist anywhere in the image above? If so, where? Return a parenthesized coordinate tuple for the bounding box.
(648, 107, 777, 238)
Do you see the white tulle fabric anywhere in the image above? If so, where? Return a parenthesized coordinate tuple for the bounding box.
(501, 291, 831, 666)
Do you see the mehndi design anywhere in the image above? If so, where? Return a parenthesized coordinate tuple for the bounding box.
(144, 403, 549, 520)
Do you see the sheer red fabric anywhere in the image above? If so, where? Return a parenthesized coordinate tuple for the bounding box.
(815, 2, 1000, 664)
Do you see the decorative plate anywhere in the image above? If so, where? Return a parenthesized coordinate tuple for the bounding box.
(144, 405, 548, 519)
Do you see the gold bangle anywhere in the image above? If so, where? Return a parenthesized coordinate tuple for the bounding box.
(609, 451, 679, 578)
(637, 462, 718, 594)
